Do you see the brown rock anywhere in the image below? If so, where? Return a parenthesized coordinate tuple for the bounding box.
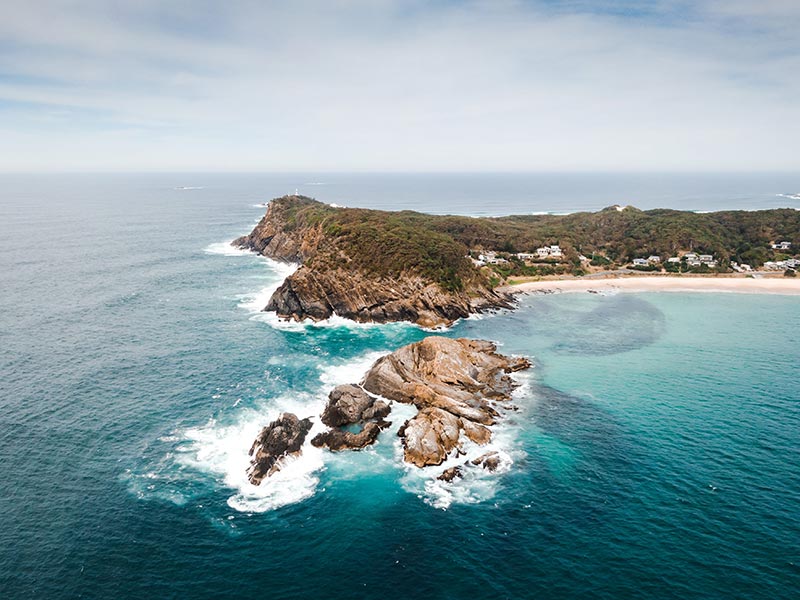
(313, 385, 392, 452)
(321, 384, 380, 427)
(400, 407, 462, 467)
(311, 421, 389, 451)
(438, 466, 463, 482)
(362, 337, 530, 467)
(247, 413, 313, 485)
(461, 418, 492, 445)
(471, 451, 502, 472)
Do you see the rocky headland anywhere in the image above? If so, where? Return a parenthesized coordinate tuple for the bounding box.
(234, 195, 511, 327)
(246, 336, 530, 485)
(235, 197, 800, 327)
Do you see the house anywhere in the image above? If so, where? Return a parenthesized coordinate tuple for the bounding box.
(698, 254, 714, 263)
(516, 253, 535, 261)
(732, 262, 753, 273)
(632, 258, 649, 266)
(667, 257, 681, 264)
(536, 247, 551, 258)
(687, 258, 702, 267)
(648, 255, 661, 263)
(771, 241, 792, 250)
(684, 253, 698, 260)
(549, 245, 563, 257)
(763, 261, 787, 271)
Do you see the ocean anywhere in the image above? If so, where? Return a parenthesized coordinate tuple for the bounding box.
(1, 173, 799, 599)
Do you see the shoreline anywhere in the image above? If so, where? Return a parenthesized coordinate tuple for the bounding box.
(501, 274, 800, 296)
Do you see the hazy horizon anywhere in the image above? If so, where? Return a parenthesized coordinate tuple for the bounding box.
(1, 1, 799, 172)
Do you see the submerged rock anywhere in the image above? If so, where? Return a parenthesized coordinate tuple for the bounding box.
(311, 384, 392, 451)
(362, 336, 530, 467)
(247, 413, 313, 485)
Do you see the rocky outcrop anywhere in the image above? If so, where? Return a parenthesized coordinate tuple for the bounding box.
(311, 384, 391, 451)
(361, 337, 530, 467)
(234, 195, 511, 327)
(319, 384, 390, 427)
(247, 413, 313, 485)
(244, 337, 529, 484)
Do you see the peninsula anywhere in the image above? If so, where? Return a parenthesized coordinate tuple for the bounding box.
(235, 195, 800, 326)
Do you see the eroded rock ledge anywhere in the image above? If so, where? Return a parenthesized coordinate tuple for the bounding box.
(247, 337, 530, 485)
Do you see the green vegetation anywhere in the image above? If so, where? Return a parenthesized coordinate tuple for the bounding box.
(270, 196, 800, 288)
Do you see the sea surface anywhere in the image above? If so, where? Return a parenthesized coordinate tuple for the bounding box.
(1, 173, 799, 599)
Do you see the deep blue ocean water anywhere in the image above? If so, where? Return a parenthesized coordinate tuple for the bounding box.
(1, 173, 799, 599)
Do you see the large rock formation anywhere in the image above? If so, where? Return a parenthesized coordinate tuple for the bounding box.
(234, 196, 510, 327)
(362, 337, 530, 467)
(244, 337, 530, 484)
(247, 413, 313, 485)
(311, 384, 391, 451)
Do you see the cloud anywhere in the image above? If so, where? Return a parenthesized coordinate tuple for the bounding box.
(0, 0, 797, 171)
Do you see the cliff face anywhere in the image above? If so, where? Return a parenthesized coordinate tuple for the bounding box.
(234, 196, 510, 327)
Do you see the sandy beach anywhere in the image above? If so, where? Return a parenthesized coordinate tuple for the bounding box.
(503, 275, 800, 296)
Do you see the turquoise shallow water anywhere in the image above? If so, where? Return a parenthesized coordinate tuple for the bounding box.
(1, 174, 799, 599)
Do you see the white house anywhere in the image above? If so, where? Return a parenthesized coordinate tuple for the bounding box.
(667, 257, 681, 263)
(536, 247, 551, 258)
(648, 255, 661, 263)
(684, 252, 698, 260)
(698, 254, 714, 263)
(549, 245, 563, 257)
(516, 253, 535, 261)
(771, 241, 792, 250)
(632, 258, 649, 266)
(763, 261, 787, 271)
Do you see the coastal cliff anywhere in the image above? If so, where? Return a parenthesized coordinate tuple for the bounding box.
(234, 195, 510, 327)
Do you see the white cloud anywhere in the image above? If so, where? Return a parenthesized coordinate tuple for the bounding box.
(0, 0, 797, 171)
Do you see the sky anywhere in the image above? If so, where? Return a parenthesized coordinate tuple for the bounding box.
(0, 0, 798, 172)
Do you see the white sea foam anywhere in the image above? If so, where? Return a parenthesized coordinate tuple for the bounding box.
(317, 351, 385, 388)
(176, 392, 329, 513)
(168, 351, 394, 513)
(235, 258, 298, 313)
(203, 240, 254, 256)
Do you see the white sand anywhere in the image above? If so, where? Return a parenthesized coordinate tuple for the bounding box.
(503, 275, 800, 296)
